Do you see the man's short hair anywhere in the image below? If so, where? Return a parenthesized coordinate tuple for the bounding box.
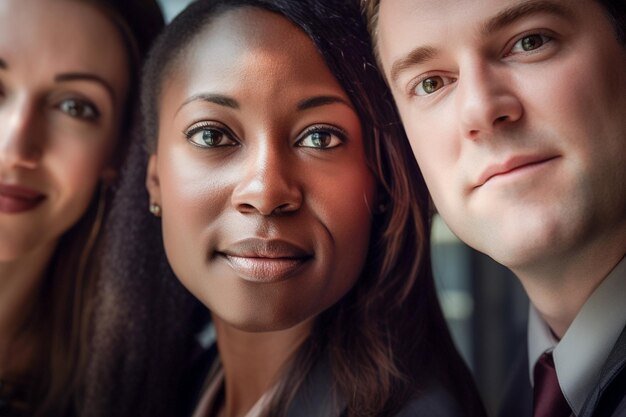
(362, 0, 626, 47)
(361, 0, 382, 65)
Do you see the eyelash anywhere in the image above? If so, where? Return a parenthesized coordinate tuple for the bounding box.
(57, 98, 100, 122)
(407, 73, 457, 98)
(504, 30, 554, 57)
(184, 121, 238, 148)
(406, 30, 556, 98)
(184, 122, 348, 150)
(295, 125, 348, 149)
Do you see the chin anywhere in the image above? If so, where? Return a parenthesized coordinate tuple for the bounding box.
(0, 236, 35, 262)
(482, 220, 576, 272)
(215, 305, 314, 333)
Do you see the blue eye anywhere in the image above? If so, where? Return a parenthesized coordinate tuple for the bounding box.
(185, 123, 238, 148)
(297, 127, 345, 149)
(59, 98, 99, 120)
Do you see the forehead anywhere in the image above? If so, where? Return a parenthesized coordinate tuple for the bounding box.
(376, 0, 619, 78)
(378, 0, 580, 29)
(0, 0, 128, 83)
(379, 1, 593, 58)
(161, 7, 348, 111)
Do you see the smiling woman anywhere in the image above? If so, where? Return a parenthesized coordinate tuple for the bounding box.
(105, 0, 489, 416)
(147, 7, 374, 333)
(0, 0, 162, 416)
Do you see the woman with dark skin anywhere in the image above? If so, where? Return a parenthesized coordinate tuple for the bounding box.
(0, 1, 162, 415)
(103, 0, 486, 416)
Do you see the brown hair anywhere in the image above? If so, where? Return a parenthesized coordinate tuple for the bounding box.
(361, 0, 382, 64)
(12, 1, 164, 416)
(362, 0, 626, 54)
(141, 1, 486, 416)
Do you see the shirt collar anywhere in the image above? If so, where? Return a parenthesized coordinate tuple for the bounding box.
(527, 255, 626, 415)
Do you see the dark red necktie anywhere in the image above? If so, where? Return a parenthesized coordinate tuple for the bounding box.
(532, 351, 572, 417)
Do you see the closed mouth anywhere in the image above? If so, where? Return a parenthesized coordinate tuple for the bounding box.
(218, 238, 313, 283)
(475, 155, 560, 188)
(221, 255, 311, 283)
(0, 184, 46, 213)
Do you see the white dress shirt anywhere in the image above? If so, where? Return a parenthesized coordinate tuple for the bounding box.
(527, 256, 626, 415)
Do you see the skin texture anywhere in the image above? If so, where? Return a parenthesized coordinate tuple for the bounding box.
(376, 0, 626, 336)
(147, 7, 374, 334)
(146, 8, 375, 415)
(0, 0, 129, 369)
(0, 0, 129, 260)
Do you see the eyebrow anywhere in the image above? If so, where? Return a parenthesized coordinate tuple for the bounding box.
(296, 95, 351, 111)
(55, 72, 116, 102)
(481, 0, 573, 35)
(388, 0, 572, 87)
(390, 46, 437, 85)
(177, 93, 240, 115)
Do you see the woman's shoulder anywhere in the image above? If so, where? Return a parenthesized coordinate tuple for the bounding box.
(394, 382, 466, 417)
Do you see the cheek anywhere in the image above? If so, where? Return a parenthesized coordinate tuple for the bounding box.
(403, 113, 457, 203)
(315, 162, 374, 287)
(47, 138, 108, 216)
(158, 150, 231, 265)
(522, 48, 626, 169)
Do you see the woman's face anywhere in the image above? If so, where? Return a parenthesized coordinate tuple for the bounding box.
(0, 0, 130, 261)
(147, 7, 375, 332)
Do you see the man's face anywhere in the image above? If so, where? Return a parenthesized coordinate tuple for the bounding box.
(377, 0, 626, 272)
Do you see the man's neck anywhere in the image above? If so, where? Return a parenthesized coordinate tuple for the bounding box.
(514, 231, 626, 339)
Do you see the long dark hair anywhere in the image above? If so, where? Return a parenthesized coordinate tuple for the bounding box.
(20, 1, 164, 416)
(139, 1, 486, 416)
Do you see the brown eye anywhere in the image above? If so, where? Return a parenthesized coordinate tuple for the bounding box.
(200, 129, 223, 147)
(297, 127, 345, 149)
(59, 98, 99, 120)
(521, 35, 544, 51)
(309, 132, 331, 148)
(185, 123, 238, 148)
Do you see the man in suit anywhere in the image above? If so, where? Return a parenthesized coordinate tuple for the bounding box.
(364, 0, 626, 416)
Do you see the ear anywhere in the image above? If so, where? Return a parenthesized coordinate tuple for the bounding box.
(146, 154, 161, 205)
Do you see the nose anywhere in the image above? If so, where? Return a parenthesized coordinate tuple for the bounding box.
(457, 62, 523, 140)
(0, 98, 43, 169)
(231, 141, 302, 216)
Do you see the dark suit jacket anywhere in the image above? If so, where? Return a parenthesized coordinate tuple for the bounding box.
(182, 344, 467, 417)
(498, 325, 626, 417)
(285, 353, 466, 417)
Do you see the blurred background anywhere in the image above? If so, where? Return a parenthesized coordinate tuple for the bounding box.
(158, 0, 192, 21)
(155, 1, 531, 414)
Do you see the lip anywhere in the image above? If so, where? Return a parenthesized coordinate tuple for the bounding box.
(474, 155, 560, 188)
(0, 183, 46, 213)
(218, 238, 313, 283)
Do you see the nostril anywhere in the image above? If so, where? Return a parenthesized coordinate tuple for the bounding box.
(273, 202, 296, 215)
(495, 115, 509, 124)
(237, 203, 257, 213)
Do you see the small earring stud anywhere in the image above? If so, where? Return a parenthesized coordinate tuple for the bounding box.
(149, 202, 162, 217)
